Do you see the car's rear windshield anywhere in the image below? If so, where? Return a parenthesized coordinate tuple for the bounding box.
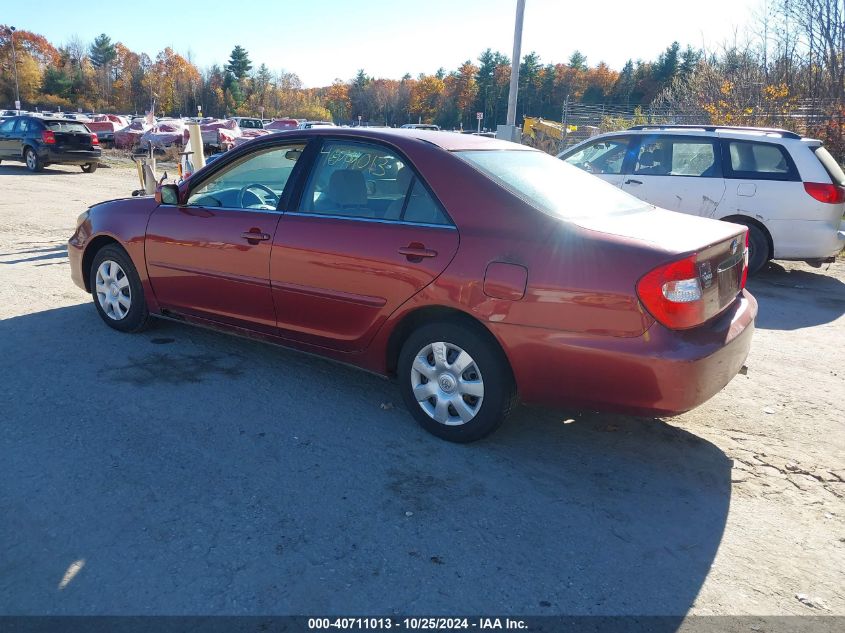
(44, 121, 90, 133)
(455, 149, 651, 219)
(812, 146, 845, 186)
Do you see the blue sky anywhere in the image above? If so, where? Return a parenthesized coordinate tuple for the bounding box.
(3, 0, 762, 86)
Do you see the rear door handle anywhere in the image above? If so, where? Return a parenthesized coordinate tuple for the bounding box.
(241, 230, 271, 242)
(398, 245, 438, 261)
(624, 179, 643, 185)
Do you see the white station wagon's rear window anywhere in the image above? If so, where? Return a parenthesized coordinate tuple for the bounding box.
(457, 149, 651, 219)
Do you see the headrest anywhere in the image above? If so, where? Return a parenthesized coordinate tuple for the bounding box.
(327, 170, 367, 207)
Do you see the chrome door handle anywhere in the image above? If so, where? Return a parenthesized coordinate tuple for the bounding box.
(241, 231, 271, 242)
(398, 246, 438, 261)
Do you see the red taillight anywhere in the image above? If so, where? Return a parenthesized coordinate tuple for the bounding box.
(804, 182, 845, 204)
(41, 130, 56, 145)
(637, 254, 706, 330)
(90, 133, 99, 146)
(740, 230, 749, 289)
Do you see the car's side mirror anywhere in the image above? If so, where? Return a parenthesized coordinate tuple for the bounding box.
(156, 183, 180, 205)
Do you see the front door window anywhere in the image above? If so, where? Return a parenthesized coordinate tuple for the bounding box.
(187, 144, 305, 210)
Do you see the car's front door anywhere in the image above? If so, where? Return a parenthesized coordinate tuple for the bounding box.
(621, 135, 726, 217)
(0, 117, 18, 159)
(271, 139, 459, 351)
(145, 142, 306, 333)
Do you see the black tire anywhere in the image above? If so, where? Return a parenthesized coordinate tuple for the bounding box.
(744, 224, 770, 276)
(81, 162, 98, 173)
(397, 320, 516, 443)
(24, 147, 43, 172)
(89, 244, 152, 333)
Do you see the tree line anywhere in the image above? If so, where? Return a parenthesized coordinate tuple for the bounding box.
(1, 0, 842, 158)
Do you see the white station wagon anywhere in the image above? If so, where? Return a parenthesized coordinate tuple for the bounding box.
(559, 125, 845, 273)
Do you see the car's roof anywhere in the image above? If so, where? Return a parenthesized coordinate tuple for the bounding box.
(292, 127, 533, 152)
(593, 126, 802, 141)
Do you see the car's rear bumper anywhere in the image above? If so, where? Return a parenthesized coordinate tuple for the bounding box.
(492, 290, 757, 416)
(40, 148, 101, 165)
(770, 218, 845, 259)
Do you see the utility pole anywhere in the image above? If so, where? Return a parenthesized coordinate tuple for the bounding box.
(497, 0, 526, 141)
(6, 26, 20, 111)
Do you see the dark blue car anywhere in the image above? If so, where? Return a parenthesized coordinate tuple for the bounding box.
(0, 115, 101, 173)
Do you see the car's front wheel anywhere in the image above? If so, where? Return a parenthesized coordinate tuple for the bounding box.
(397, 321, 516, 442)
(89, 245, 151, 333)
(24, 147, 43, 172)
(81, 162, 98, 173)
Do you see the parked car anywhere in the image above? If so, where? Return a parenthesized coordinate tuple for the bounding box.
(229, 117, 264, 130)
(0, 115, 101, 172)
(69, 128, 755, 442)
(402, 123, 440, 131)
(558, 125, 845, 273)
(298, 120, 335, 129)
(264, 118, 299, 132)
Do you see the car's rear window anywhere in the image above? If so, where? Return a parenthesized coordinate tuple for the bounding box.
(44, 121, 90, 133)
(812, 146, 845, 186)
(456, 149, 651, 218)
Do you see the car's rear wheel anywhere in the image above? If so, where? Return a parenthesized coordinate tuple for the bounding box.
(397, 321, 516, 442)
(89, 245, 151, 333)
(81, 162, 98, 173)
(24, 147, 43, 172)
(744, 224, 770, 275)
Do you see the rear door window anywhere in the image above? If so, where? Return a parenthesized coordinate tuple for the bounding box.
(724, 140, 799, 181)
(299, 140, 451, 225)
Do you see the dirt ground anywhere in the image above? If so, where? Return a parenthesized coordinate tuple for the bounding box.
(0, 162, 843, 617)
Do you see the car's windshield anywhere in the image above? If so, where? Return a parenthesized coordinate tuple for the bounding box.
(456, 149, 651, 218)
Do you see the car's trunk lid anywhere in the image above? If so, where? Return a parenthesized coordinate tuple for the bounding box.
(573, 208, 748, 326)
(44, 121, 95, 150)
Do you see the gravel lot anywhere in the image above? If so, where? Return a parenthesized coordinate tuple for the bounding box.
(1, 163, 843, 617)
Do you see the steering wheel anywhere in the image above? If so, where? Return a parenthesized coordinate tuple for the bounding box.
(237, 183, 279, 209)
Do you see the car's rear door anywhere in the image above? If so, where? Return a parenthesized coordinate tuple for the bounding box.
(621, 135, 726, 217)
(715, 137, 806, 256)
(145, 141, 307, 334)
(271, 139, 459, 352)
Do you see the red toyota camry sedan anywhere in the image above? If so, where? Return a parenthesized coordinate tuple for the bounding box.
(68, 128, 756, 442)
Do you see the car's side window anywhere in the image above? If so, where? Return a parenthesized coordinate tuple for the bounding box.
(299, 140, 451, 225)
(725, 141, 797, 181)
(633, 137, 719, 177)
(563, 137, 629, 175)
(186, 144, 305, 210)
(0, 119, 16, 134)
(18, 119, 29, 134)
